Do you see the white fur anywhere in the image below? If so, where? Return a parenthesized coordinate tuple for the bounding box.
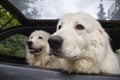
(50, 12, 120, 74)
(26, 30, 64, 69)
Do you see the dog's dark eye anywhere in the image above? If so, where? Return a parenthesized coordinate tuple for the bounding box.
(75, 24, 84, 30)
(58, 25, 62, 30)
(38, 36, 43, 39)
(31, 37, 33, 39)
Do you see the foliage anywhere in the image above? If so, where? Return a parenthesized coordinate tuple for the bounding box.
(0, 5, 27, 57)
(0, 6, 11, 25)
(0, 6, 19, 29)
(0, 34, 28, 57)
(10, 0, 38, 19)
(116, 49, 120, 54)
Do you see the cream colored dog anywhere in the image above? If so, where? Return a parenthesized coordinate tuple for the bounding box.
(26, 30, 63, 69)
(48, 12, 120, 74)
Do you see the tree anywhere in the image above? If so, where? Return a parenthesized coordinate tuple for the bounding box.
(10, 0, 39, 19)
(0, 6, 19, 29)
(0, 5, 27, 57)
(97, 3, 106, 19)
(0, 34, 28, 57)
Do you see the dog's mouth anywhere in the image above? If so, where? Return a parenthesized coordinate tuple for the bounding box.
(49, 51, 60, 56)
(28, 47, 42, 54)
(49, 48, 78, 60)
(49, 48, 64, 58)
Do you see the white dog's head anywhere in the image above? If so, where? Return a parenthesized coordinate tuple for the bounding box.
(48, 12, 109, 60)
(27, 30, 50, 55)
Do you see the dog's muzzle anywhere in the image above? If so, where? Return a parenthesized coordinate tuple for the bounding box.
(48, 35, 63, 49)
(27, 41, 43, 54)
(48, 35, 63, 55)
(27, 41, 33, 49)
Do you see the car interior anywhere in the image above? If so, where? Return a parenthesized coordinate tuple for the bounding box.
(0, 0, 120, 80)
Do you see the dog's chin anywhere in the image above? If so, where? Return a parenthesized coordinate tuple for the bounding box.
(49, 49, 63, 58)
(28, 47, 42, 55)
(49, 48, 79, 60)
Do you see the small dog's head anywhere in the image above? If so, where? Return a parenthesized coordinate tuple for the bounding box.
(27, 30, 50, 55)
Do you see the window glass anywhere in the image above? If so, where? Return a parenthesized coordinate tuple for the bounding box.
(0, 34, 28, 58)
(0, 5, 19, 29)
(9, 0, 120, 20)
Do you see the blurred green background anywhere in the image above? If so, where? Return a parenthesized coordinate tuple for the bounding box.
(0, 6, 28, 57)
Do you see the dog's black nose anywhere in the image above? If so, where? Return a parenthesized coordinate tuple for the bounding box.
(27, 41, 33, 46)
(48, 35, 63, 49)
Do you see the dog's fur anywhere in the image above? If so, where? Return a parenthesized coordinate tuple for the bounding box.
(26, 30, 64, 69)
(49, 12, 120, 74)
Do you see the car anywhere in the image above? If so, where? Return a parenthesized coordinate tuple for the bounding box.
(0, 0, 120, 80)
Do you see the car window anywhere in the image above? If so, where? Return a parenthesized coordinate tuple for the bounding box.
(0, 34, 28, 58)
(8, 0, 120, 20)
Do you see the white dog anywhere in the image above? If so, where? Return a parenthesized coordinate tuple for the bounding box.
(48, 12, 120, 74)
(26, 30, 64, 69)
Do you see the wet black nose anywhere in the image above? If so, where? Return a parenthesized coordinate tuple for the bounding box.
(48, 35, 63, 49)
(27, 41, 33, 46)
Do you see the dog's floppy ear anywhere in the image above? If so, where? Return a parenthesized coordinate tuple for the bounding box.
(98, 28, 111, 41)
(98, 28, 104, 34)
